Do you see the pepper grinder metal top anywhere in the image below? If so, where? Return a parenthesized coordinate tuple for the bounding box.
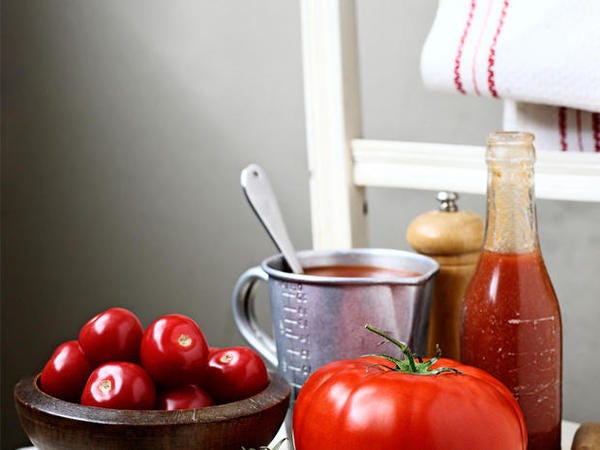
(406, 191, 484, 359)
(437, 191, 458, 212)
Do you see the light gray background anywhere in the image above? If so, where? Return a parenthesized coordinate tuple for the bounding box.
(2, 2, 599, 448)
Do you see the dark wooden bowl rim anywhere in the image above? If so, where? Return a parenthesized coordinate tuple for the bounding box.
(15, 371, 290, 426)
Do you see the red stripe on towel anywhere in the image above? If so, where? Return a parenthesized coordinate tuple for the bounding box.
(487, 0, 510, 98)
(593, 113, 600, 152)
(454, 0, 477, 95)
(576, 109, 583, 151)
(558, 107, 568, 152)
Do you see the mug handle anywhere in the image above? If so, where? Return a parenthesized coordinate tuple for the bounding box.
(232, 266, 278, 367)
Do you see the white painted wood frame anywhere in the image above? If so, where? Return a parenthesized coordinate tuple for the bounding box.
(300, 0, 600, 249)
(300, 0, 367, 249)
(353, 139, 600, 202)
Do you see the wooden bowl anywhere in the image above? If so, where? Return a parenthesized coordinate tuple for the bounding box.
(14, 372, 290, 450)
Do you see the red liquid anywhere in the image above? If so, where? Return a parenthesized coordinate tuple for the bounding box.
(461, 251, 562, 450)
(304, 265, 420, 278)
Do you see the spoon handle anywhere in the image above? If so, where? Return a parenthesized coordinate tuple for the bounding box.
(241, 164, 304, 274)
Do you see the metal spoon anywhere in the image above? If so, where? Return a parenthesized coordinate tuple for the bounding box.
(241, 164, 304, 274)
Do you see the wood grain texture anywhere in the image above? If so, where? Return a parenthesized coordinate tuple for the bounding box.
(407, 208, 484, 359)
(14, 372, 290, 450)
(571, 423, 600, 450)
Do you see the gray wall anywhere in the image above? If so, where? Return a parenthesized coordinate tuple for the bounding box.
(2, 1, 598, 447)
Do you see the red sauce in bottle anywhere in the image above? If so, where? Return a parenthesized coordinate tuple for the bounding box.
(461, 252, 562, 449)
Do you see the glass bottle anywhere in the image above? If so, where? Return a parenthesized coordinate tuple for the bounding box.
(460, 132, 562, 450)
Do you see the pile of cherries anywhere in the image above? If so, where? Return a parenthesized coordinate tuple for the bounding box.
(39, 307, 269, 410)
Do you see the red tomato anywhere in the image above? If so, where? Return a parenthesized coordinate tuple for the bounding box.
(78, 307, 143, 365)
(39, 340, 92, 402)
(140, 314, 209, 386)
(204, 347, 269, 403)
(156, 385, 215, 410)
(80, 362, 155, 409)
(292, 326, 527, 450)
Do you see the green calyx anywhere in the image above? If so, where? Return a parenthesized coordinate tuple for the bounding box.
(364, 324, 461, 376)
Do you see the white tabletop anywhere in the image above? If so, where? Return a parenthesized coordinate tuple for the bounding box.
(271, 420, 581, 450)
(18, 420, 580, 450)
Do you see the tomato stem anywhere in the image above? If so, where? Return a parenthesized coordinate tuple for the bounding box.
(364, 324, 461, 376)
(365, 324, 418, 372)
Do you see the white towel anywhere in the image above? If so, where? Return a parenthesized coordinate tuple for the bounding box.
(504, 101, 600, 152)
(420, 0, 600, 152)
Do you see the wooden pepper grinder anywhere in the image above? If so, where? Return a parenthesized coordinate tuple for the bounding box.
(406, 192, 484, 359)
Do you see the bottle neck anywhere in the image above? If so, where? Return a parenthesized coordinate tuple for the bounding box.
(483, 135, 539, 254)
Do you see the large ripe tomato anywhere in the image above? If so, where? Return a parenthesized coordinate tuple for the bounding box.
(78, 307, 143, 365)
(80, 361, 155, 409)
(203, 346, 269, 403)
(140, 314, 209, 386)
(156, 385, 215, 410)
(293, 325, 527, 450)
(39, 340, 92, 402)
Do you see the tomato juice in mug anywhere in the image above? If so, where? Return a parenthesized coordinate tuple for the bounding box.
(303, 265, 421, 279)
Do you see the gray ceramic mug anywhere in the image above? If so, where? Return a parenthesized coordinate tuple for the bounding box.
(232, 248, 439, 396)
